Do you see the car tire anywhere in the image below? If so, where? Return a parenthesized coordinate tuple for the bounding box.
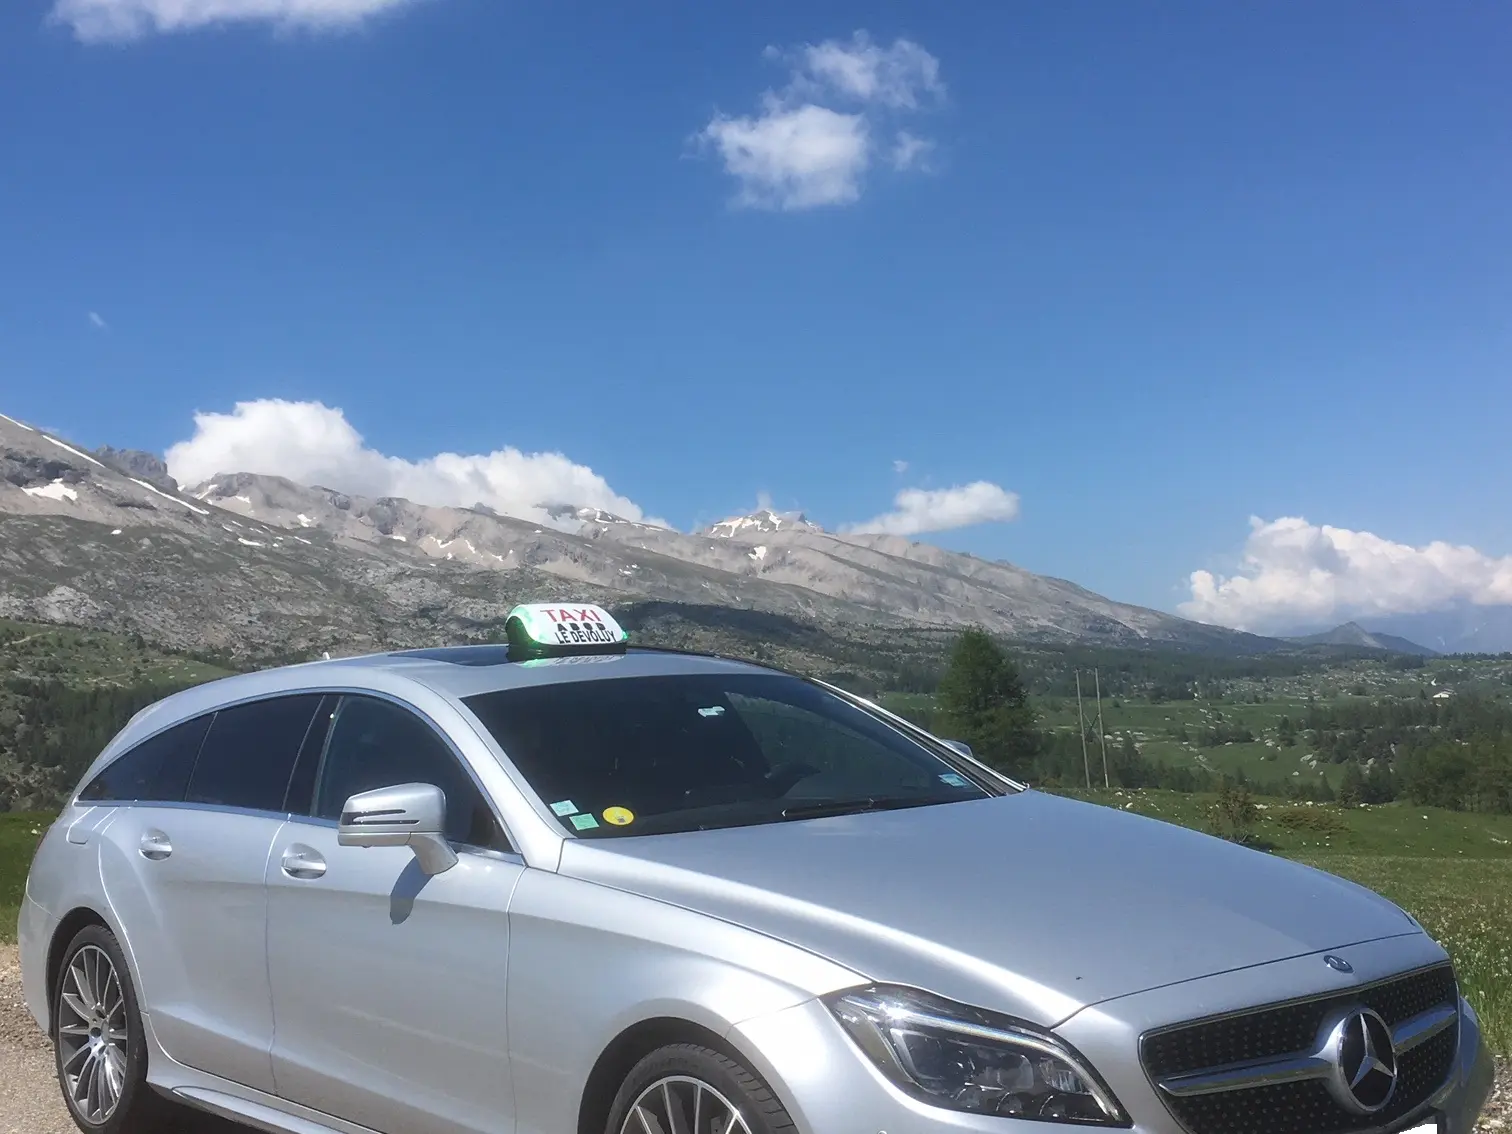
(606, 1043, 796, 1134)
(52, 924, 176, 1134)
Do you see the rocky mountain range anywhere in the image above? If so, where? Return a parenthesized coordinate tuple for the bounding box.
(0, 408, 1337, 661)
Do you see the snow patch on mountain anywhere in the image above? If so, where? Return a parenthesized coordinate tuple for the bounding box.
(131, 477, 210, 515)
(705, 509, 822, 538)
(42, 435, 106, 469)
(23, 480, 78, 503)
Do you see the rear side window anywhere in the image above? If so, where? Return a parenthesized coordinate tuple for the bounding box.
(78, 715, 211, 804)
(186, 695, 324, 813)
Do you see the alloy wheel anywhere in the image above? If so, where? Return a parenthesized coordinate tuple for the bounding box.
(619, 1075, 755, 1134)
(57, 944, 129, 1125)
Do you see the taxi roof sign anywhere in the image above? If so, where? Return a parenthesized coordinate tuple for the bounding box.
(504, 603, 629, 657)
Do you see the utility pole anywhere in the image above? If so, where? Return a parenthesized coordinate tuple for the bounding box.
(1075, 669, 1091, 789)
(1095, 668, 1109, 789)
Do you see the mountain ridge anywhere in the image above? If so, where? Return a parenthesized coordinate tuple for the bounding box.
(0, 410, 1314, 658)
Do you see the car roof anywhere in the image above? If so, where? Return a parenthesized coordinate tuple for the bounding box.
(118, 646, 782, 748)
(315, 644, 773, 698)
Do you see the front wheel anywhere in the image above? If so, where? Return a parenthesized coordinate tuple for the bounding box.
(606, 1044, 796, 1134)
(52, 924, 174, 1133)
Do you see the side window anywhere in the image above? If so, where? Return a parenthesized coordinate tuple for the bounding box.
(186, 695, 324, 813)
(78, 715, 212, 803)
(313, 695, 509, 852)
(282, 695, 338, 815)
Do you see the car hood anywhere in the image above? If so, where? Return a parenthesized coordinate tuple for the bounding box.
(557, 791, 1418, 1026)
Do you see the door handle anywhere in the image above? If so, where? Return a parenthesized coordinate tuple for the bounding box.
(138, 830, 172, 861)
(281, 845, 327, 880)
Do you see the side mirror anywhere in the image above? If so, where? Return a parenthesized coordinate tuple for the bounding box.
(941, 739, 974, 758)
(337, 782, 458, 876)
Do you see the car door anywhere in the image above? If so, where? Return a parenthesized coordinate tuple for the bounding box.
(266, 692, 526, 1134)
(93, 693, 325, 1093)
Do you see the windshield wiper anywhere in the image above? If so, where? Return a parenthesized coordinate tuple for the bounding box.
(779, 796, 948, 821)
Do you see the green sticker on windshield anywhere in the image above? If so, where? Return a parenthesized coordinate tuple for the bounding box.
(550, 799, 579, 816)
(571, 813, 600, 830)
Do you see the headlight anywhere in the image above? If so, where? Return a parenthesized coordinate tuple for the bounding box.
(828, 986, 1127, 1126)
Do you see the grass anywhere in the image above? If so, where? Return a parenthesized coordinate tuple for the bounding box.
(1067, 788, 1512, 857)
(1035, 697, 1356, 790)
(0, 618, 233, 687)
(0, 812, 48, 946)
(1297, 854, 1512, 1058)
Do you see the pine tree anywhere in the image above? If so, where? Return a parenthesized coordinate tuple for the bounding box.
(1339, 762, 1367, 807)
(935, 629, 1038, 776)
(1277, 715, 1297, 747)
(1363, 762, 1397, 805)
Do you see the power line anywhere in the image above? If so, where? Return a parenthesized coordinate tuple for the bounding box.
(1095, 667, 1109, 789)
(1075, 669, 1091, 789)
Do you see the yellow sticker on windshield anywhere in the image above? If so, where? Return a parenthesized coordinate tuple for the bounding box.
(602, 806, 635, 827)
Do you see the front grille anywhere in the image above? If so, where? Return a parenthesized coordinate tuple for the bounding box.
(1141, 964, 1459, 1134)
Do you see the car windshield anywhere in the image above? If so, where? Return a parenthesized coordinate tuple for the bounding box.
(462, 672, 1004, 837)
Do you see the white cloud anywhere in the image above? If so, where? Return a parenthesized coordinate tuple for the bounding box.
(844, 481, 1020, 536)
(87, 311, 107, 330)
(50, 0, 419, 42)
(1181, 516, 1512, 631)
(699, 101, 869, 211)
(892, 459, 908, 473)
(890, 130, 933, 171)
(164, 398, 664, 529)
(792, 31, 944, 109)
(697, 30, 943, 211)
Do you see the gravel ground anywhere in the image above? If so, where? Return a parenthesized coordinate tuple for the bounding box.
(1, 944, 244, 1133)
(2, 943, 1508, 1132)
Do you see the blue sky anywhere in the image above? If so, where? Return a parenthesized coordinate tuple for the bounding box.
(2, 0, 1510, 630)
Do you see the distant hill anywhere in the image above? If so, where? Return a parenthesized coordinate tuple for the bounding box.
(1286, 621, 1439, 657)
(1354, 607, 1512, 656)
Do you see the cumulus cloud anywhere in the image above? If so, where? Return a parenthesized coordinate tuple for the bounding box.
(50, 0, 419, 42)
(699, 101, 870, 211)
(165, 398, 664, 529)
(696, 30, 943, 211)
(1181, 516, 1512, 631)
(844, 481, 1020, 536)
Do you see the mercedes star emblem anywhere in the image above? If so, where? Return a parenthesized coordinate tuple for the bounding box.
(1319, 1005, 1399, 1114)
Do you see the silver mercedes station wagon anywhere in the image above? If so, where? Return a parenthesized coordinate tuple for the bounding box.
(17, 603, 1494, 1134)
